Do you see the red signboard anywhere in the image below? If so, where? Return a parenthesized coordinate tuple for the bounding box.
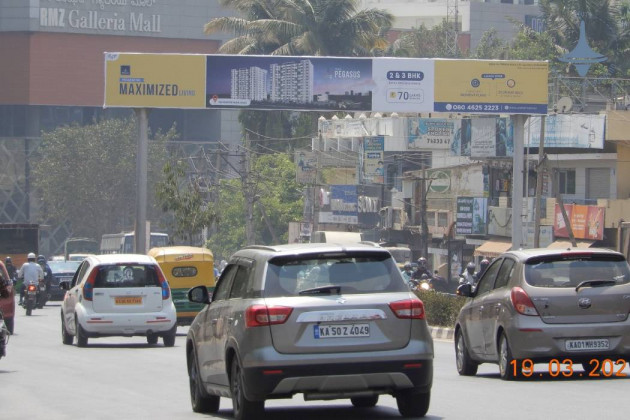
(553, 204, 604, 240)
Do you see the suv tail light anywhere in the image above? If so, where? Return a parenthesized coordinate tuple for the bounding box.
(82, 268, 99, 301)
(389, 298, 425, 319)
(246, 305, 293, 327)
(510, 287, 539, 316)
(155, 266, 170, 300)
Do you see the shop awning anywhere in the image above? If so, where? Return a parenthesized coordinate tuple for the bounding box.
(473, 239, 512, 258)
(547, 240, 595, 249)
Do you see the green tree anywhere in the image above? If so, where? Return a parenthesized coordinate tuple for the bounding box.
(387, 21, 458, 58)
(33, 116, 174, 240)
(205, 153, 303, 260)
(155, 160, 219, 245)
(473, 28, 507, 59)
(204, 0, 393, 56)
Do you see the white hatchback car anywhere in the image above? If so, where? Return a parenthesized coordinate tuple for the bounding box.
(60, 254, 177, 347)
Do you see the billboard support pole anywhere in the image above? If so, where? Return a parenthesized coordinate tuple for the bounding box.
(511, 114, 526, 251)
(134, 108, 149, 254)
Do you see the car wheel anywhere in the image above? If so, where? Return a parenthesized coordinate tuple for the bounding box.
(350, 395, 379, 408)
(230, 356, 264, 420)
(188, 347, 220, 413)
(61, 315, 73, 345)
(162, 325, 176, 347)
(4, 317, 13, 335)
(396, 390, 430, 418)
(76, 319, 88, 347)
(146, 334, 158, 345)
(455, 329, 478, 376)
(498, 333, 518, 380)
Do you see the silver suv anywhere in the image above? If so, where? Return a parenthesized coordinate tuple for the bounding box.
(186, 243, 433, 419)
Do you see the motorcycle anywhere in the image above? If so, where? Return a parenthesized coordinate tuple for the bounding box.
(36, 279, 48, 309)
(0, 310, 9, 360)
(23, 282, 41, 316)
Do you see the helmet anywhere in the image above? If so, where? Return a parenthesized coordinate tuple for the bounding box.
(37, 255, 46, 264)
(5, 256, 11, 263)
(417, 257, 427, 266)
(27, 252, 36, 260)
(466, 262, 476, 273)
(480, 259, 490, 268)
(403, 262, 412, 270)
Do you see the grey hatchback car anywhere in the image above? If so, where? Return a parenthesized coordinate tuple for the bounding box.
(186, 243, 433, 419)
(455, 247, 630, 380)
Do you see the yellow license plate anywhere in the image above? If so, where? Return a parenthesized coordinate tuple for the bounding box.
(115, 296, 142, 305)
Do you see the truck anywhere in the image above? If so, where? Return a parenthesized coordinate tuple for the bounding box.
(0, 224, 40, 267)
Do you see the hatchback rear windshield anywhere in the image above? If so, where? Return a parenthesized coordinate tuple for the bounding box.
(524, 254, 630, 288)
(264, 252, 407, 297)
(94, 264, 160, 288)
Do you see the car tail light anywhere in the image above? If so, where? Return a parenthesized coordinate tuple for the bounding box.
(510, 287, 539, 316)
(389, 298, 425, 319)
(82, 268, 99, 301)
(155, 266, 170, 300)
(245, 305, 293, 327)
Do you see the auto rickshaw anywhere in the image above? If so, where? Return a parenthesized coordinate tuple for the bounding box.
(148, 246, 215, 326)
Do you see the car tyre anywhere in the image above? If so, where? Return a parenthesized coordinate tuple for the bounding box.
(351, 395, 379, 408)
(76, 319, 88, 347)
(188, 347, 220, 413)
(396, 390, 430, 418)
(4, 317, 13, 335)
(455, 329, 478, 376)
(147, 333, 158, 345)
(61, 315, 73, 345)
(230, 356, 264, 420)
(498, 333, 518, 380)
(162, 325, 176, 347)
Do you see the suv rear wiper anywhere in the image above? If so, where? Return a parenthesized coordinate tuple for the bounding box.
(575, 280, 617, 292)
(298, 285, 342, 295)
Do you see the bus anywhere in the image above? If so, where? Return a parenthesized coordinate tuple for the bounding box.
(0, 224, 39, 267)
(64, 237, 99, 260)
(100, 232, 169, 254)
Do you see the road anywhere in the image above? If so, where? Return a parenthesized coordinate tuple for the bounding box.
(1, 299, 629, 419)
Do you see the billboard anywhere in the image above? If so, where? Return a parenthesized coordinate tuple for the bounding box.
(104, 53, 548, 114)
(554, 203, 604, 240)
(456, 197, 488, 235)
(449, 117, 513, 157)
(526, 114, 606, 148)
(362, 136, 385, 184)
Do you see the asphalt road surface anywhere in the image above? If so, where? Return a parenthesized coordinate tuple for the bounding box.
(1, 299, 629, 419)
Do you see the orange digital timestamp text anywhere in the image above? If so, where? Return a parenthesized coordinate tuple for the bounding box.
(509, 358, 628, 378)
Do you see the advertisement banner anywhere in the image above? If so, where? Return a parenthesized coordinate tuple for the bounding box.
(449, 117, 513, 157)
(456, 197, 488, 235)
(104, 53, 206, 108)
(295, 151, 318, 184)
(553, 204, 604, 240)
(363, 136, 385, 184)
(329, 185, 358, 224)
(105, 54, 548, 114)
(408, 118, 456, 150)
(526, 114, 606, 148)
(434, 60, 548, 114)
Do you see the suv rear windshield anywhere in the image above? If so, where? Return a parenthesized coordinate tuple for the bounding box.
(94, 264, 160, 288)
(524, 253, 630, 288)
(264, 252, 407, 297)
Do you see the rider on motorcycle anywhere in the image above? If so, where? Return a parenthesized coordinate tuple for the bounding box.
(411, 257, 432, 281)
(17, 253, 44, 305)
(401, 262, 414, 284)
(37, 255, 53, 300)
(4, 257, 17, 285)
(459, 262, 477, 286)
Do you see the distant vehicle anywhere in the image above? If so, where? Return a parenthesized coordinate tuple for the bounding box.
(455, 247, 630, 380)
(64, 237, 99, 261)
(100, 232, 169, 254)
(60, 254, 176, 347)
(148, 246, 216, 326)
(186, 243, 433, 419)
(310, 230, 362, 244)
(67, 254, 94, 261)
(0, 224, 39, 267)
(47, 260, 81, 301)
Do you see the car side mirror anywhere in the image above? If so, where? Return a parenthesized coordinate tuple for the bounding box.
(188, 285, 211, 304)
(457, 283, 473, 297)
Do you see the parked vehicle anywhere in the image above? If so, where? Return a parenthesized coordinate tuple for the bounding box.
(60, 254, 176, 347)
(455, 247, 630, 380)
(148, 246, 215, 326)
(48, 260, 81, 301)
(186, 243, 433, 419)
(0, 261, 15, 334)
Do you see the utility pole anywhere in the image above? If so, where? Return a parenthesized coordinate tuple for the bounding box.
(534, 115, 546, 247)
(243, 134, 256, 245)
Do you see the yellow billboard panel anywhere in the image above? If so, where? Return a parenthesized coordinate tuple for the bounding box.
(434, 60, 548, 114)
(104, 53, 206, 108)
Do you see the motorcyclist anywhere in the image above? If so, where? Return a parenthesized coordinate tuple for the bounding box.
(17, 253, 44, 305)
(475, 259, 490, 282)
(4, 257, 17, 285)
(401, 262, 414, 283)
(459, 262, 477, 286)
(411, 257, 432, 280)
(37, 255, 53, 306)
(431, 269, 449, 292)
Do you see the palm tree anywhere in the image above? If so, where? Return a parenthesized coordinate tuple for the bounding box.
(204, 0, 393, 57)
